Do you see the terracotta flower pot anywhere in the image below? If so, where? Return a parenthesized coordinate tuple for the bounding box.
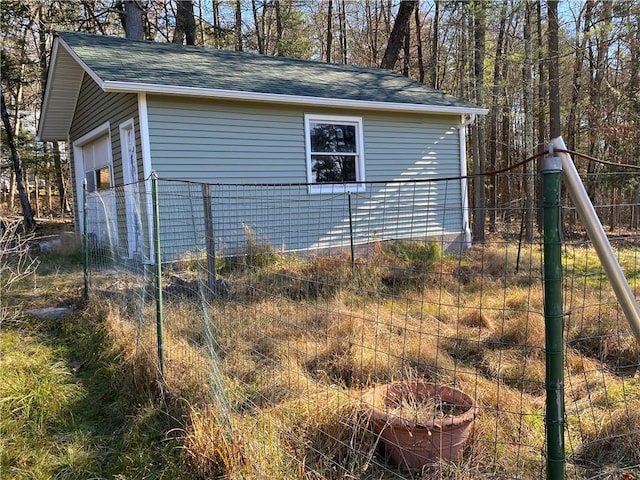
(362, 381, 477, 470)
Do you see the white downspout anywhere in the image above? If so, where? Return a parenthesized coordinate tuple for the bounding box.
(459, 114, 476, 249)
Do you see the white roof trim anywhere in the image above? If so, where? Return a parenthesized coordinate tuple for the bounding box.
(103, 81, 489, 116)
(38, 41, 60, 139)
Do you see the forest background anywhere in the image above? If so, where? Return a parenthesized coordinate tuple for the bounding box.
(1, 0, 639, 239)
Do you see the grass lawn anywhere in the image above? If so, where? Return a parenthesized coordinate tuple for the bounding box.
(0, 233, 191, 479)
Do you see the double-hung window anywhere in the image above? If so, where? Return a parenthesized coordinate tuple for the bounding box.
(304, 114, 365, 194)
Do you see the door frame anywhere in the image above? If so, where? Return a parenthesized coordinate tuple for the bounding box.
(119, 118, 142, 258)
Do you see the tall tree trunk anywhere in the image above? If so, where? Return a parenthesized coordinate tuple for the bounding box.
(428, 0, 439, 88)
(235, 0, 243, 51)
(275, 0, 284, 56)
(38, 6, 69, 216)
(458, 6, 468, 99)
(585, 2, 612, 200)
(1, 91, 35, 230)
(535, 0, 546, 230)
(365, 0, 379, 65)
(252, 0, 265, 53)
(326, 0, 333, 62)
(548, 0, 560, 139)
(567, 2, 590, 151)
(339, 0, 348, 63)
(414, 6, 424, 83)
(212, 0, 221, 48)
(174, 0, 196, 45)
(523, 2, 535, 242)
(380, 0, 417, 70)
(122, 1, 145, 40)
(487, 0, 508, 230)
(471, 1, 486, 243)
(402, 10, 410, 76)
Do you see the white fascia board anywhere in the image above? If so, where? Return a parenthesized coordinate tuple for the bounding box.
(103, 81, 489, 116)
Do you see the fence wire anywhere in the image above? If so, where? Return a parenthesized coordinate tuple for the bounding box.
(84, 171, 640, 479)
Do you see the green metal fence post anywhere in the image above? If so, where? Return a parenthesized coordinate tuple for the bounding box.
(82, 178, 89, 301)
(542, 151, 565, 480)
(151, 171, 165, 383)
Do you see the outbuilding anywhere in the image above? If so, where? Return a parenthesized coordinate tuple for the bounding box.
(38, 31, 487, 261)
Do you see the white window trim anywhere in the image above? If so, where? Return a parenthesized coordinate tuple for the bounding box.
(304, 114, 366, 194)
(72, 121, 113, 234)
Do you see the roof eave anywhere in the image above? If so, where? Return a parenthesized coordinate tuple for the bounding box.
(37, 35, 104, 141)
(103, 81, 489, 116)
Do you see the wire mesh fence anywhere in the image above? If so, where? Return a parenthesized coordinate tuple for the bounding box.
(83, 169, 640, 479)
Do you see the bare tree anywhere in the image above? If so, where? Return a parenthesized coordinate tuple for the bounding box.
(523, 1, 535, 242)
(235, 0, 243, 51)
(471, 1, 487, 243)
(380, 0, 417, 70)
(428, 0, 439, 88)
(548, 0, 560, 139)
(251, 0, 266, 53)
(566, 2, 590, 151)
(275, 0, 283, 56)
(37, 4, 69, 216)
(487, 0, 508, 229)
(414, 6, 424, 83)
(326, 0, 333, 62)
(1, 90, 35, 230)
(338, 0, 347, 63)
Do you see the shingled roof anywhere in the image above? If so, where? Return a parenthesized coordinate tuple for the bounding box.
(38, 31, 487, 140)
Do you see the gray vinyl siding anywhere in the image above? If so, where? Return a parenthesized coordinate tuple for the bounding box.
(70, 74, 140, 183)
(69, 74, 143, 255)
(146, 96, 464, 258)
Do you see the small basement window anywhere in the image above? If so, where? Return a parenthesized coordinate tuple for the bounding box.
(304, 114, 365, 194)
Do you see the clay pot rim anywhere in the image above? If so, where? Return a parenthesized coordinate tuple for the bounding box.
(362, 381, 478, 430)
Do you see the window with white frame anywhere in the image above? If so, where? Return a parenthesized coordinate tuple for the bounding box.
(304, 114, 365, 193)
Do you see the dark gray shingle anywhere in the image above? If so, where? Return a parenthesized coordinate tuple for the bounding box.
(58, 31, 481, 109)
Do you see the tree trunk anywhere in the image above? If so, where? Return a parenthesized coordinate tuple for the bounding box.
(174, 0, 196, 45)
(1, 91, 35, 230)
(235, 0, 243, 51)
(535, 0, 545, 230)
(487, 0, 508, 230)
(380, 0, 417, 70)
(548, 0, 560, 139)
(523, 2, 535, 243)
(428, 0, 439, 88)
(339, 0, 348, 63)
(123, 1, 145, 40)
(567, 2, 590, 151)
(414, 6, 424, 83)
(402, 11, 410, 76)
(252, 0, 265, 53)
(212, 0, 221, 48)
(275, 0, 284, 56)
(326, 0, 333, 62)
(471, 1, 486, 243)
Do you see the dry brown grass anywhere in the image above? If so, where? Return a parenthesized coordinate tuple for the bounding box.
(89, 239, 640, 479)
